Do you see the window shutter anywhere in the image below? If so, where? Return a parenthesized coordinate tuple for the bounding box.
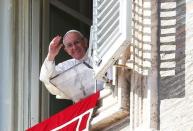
(92, 0, 132, 79)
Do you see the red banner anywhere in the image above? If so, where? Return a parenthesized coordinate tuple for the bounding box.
(26, 92, 99, 131)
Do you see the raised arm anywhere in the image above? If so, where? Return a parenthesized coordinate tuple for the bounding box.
(39, 35, 69, 99)
(47, 35, 63, 61)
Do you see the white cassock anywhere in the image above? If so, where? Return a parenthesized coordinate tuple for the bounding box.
(39, 54, 104, 102)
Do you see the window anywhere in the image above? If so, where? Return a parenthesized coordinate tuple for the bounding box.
(90, 0, 132, 129)
(91, 0, 132, 79)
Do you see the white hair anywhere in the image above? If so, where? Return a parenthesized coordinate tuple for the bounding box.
(63, 30, 84, 39)
(63, 30, 85, 44)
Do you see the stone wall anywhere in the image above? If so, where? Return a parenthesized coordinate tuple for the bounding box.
(128, 0, 193, 130)
(159, 0, 193, 130)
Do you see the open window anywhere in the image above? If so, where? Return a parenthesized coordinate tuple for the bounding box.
(91, 0, 132, 80)
(90, 0, 132, 130)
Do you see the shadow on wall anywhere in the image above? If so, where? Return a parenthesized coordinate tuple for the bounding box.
(128, 0, 186, 129)
(159, 0, 186, 100)
(130, 0, 186, 100)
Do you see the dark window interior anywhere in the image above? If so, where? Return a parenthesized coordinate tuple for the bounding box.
(49, 0, 92, 115)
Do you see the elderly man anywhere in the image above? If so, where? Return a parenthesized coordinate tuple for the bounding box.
(40, 30, 106, 102)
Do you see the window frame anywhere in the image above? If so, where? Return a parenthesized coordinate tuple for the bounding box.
(91, 65, 130, 130)
(91, 0, 132, 80)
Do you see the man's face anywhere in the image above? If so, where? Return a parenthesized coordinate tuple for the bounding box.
(63, 32, 88, 60)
